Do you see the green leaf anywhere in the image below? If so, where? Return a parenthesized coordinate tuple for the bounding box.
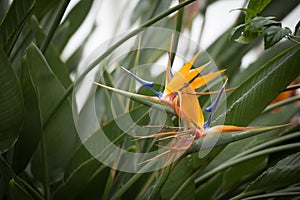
(211, 0, 298, 77)
(0, 47, 24, 153)
(249, 16, 281, 32)
(240, 153, 300, 198)
(30, 16, 72, 88)
(234, 16, 281, 45)
(54, 157, 105, 200)
(195, 143, 300, 188)
(0, 0, 36, 54)
(214, 45, 300, 126)
(246, 0, 272, 21)
(204, 103, 300, 178)
(189, 125, 288, 154)
(12, 55, 42, 173)
(161, 157, 195, 200)
(195, 174, 222, 200)
(9, 179, 35, 200)
(229, 24, 245, 39)
(264, 26, 292, 49)
(53, 0, 94, 53)
(22, 44, 79, 183)
(234, 32, 258, 44)
(230, 40, 294, 87)
(55, 103, 153, 199)
(33, 0, 61, 19)
(222, 156, 268, 193)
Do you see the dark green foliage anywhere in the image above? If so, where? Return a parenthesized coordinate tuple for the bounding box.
(0, 0, 299, 199)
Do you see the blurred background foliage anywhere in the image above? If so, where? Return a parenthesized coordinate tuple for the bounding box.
(0, 0, 299, 199)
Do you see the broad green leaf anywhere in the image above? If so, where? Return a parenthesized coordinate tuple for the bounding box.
(249, 16, 280, 32)
(230, 40, 294, 87)
(9, 22, 34, 71)
(243, 184, 300, 199)
(204, 103, 299, 175)
(56, 104, 153, 199)
(110, 170, 154, 200)
(264, 26, 292, 49)
(12, 57, 42, 173)
(195, 142, 300, 189)
(76, 168, 111, 200)
(53, 0, 94, 53)
(246, 0, 272, 21)
(22, 44, 79, 183)
(240, 153, 300, 198)
(161, 157, 195, 200)
(167, 147, 227, 200)
(228, 24, 245, 39)
(9, 179, 35, 200)
(195, 174, 222, 200)
(214, 45, 300, 126)
(221, 156, 268, 194)
(234, 32, 258, 44)
(0, 0, 36, 54)
(233, 16, 281, 45)
(30, 16, 71, 88)
(189, 125, 288, 154)
(0, 47, 24, 153)
(54, 157, 105, 200)
(172, 127, 289, 200)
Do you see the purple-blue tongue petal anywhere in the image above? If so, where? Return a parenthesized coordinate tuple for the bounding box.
(122, 67, 162, 98)
(204, 79, 227, 128)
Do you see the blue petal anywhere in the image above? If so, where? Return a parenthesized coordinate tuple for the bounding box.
(204, 79, 227, 128)
(169, 68, 174, 80)
(205, 80, 227, 113)
(122, 67, 162, 98)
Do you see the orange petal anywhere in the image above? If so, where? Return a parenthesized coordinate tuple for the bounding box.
(184, 87, 235, 96)
(191, 69, 226, 89)
(164, 52, 202, 95)
(178, 51, 201, 75)
(205, 124, 289, 135)
(186, 62, 210, 81)
(177, 86, 204, 128)
(209, 125, 253, 133)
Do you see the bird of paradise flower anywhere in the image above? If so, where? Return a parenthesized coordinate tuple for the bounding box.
(94, 40, 288, 166)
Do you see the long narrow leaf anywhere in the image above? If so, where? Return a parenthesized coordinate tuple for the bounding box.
(12, 54, 42, 173)
(0, 47, 24, 153)
(23, 44, 79, 183)
(234, 153, 300, 199)
(214, 45, 300, 126)
(0, 0, 36, 54)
